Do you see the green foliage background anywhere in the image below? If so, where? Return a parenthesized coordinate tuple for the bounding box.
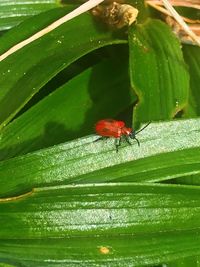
(0, 0, 200, 266)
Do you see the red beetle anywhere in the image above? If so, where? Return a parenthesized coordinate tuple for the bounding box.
(95, 119, 150, 152)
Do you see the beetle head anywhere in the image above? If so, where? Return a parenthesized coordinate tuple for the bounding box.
(128, 130, 136, 139)
(129, 122, 151, 146)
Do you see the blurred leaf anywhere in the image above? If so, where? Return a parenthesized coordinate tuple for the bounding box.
(127, 0, 148, 22)
(183, 45, 200, 117)
(166, 256, 200, 267)
(0, 118, 200, 197)
(1, 183, 200, 266)
(0, 0, 62, 31)
(129, 19, 189, 126)
(0, 8, 126, 129)
(175, 7, 200, 21)
(0, 52, 136, 160)
(0, 264, 16, 267)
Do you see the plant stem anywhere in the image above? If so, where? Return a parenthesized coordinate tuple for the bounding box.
(161, 0, 200, 46)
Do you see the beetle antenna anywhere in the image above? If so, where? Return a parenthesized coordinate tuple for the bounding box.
(135, 122, 151, 135)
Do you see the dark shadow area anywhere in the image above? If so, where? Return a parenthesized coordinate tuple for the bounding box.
(174, 109, 184, 118)
(14, 46, 111, 120)
(164, 175, 200, 186)
(116, 103, 135, 127)
(13, 13, 127, 121)
(75, 44, 134, 136)
(0, 30, 7, 37)
(0, 45, 133, 161)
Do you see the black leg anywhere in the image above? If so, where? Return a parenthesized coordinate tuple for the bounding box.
(125, 136, 132, 145)
(94, 136, 107, 142)
(115, 137, 121, 153)
(125, 136, 140, 147)
(134, 137, 140, 146)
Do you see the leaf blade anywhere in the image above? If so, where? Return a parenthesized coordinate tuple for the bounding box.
(183, 45, 200, 117)
(0, 0, 61, 31)
(0, 118, 200, 197)
(0, 51, 135, 160)
(1, 183, 200, 266)
(0, 8, 126, 129)
(129, 19, 189, 125)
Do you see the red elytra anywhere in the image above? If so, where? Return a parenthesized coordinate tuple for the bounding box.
(95, 119, 132, 138)
(95, 119, 150, 152)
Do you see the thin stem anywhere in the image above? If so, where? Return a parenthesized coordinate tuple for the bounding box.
(146, 1, 198, 23)
(161, 0, 200, 46)
(0, 0, 105, 62)
(147, 0, 200, 10)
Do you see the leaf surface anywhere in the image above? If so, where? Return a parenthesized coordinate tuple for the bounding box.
(0, 52, 135, 160)
(0, 118, 200, 197)
(183, 45, 200, 117)
(1, 183, 200, 266)
(167, 256, 200, 267)
(0, 0, 61, 31)
(0, 8, 126, 129)
(129, 19, 189, 126)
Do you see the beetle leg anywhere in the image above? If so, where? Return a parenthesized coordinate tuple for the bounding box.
(134, 137, 140, 146)
(115, 137, 121, 153)
(94, 136, 108, 142)
(125, 136, 140, 146)
(124, 136, 132, 145)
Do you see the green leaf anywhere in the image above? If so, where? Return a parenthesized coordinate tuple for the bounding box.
(1, 183, 200, 266)
(175, 6, 200, 21)
(0, 0, 61, 31)
(0, 6, 74, 53)
(0, 263, 16, 267)
(183, 45, 200, 117)
(129, 19, 189, 126)
(1, 232, 200, 267)
(166, 256, 200, 267)
(0, 118, 200, 197)
(172, 175, 200, 187)
(0, 51, 136, 160)
(0, 8, 126, 129)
